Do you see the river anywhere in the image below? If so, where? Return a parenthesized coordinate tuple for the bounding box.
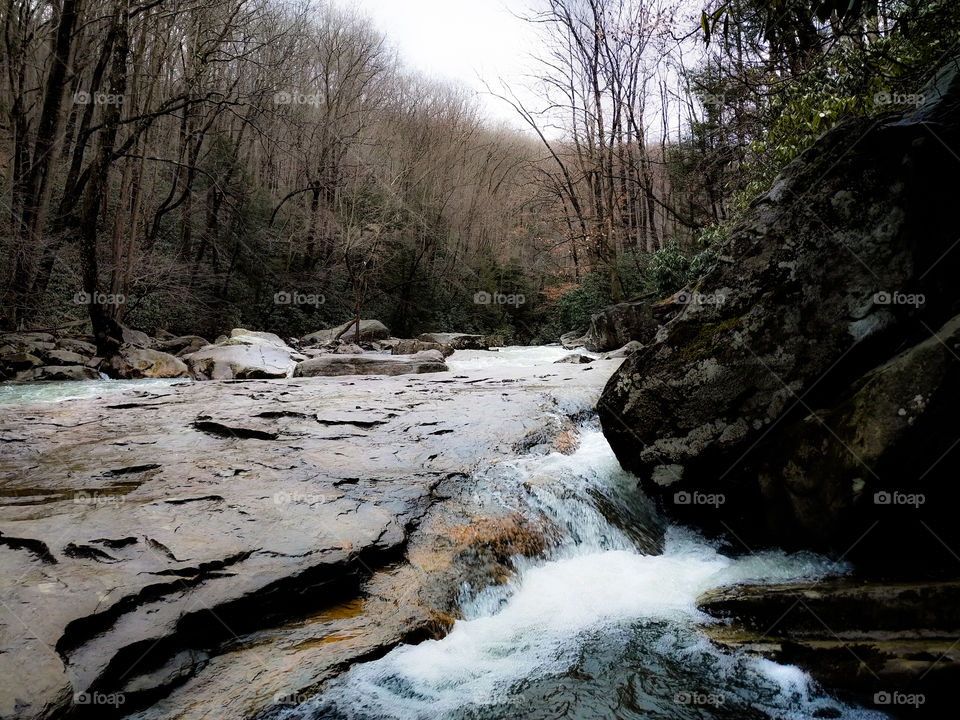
(267, 348, 886, 720)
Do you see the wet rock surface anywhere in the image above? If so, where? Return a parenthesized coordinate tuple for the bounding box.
(697, 579, 960, 718)
(0, 358, 621, 719)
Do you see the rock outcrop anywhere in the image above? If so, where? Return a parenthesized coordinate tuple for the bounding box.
(182, 329, 305, 380)
(581, 299, 659, 352)
(598, 58, 960, 569)
(697, 578, 960, 715)
(1, 332, 101, 381)
(302, 319, 390, 347)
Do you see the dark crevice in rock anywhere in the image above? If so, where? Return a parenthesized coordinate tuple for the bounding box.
(191, 420, 279, 441)
(0, 533, 58, 564)
(72, 542, 417, 719)
(315, 419, 388, 429)
(101, 464, 162, 477)
(63, 543, 118, 563)
(160, 495, 224, 506)
(91, 537, 138, 549)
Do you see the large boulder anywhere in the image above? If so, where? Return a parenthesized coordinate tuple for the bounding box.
(105, 344, 190, 379)
(416, 333, 501, 350)
(2, 352, 44, 372)
(58, 338, 97, 356)
(598, 58, 960, 567)
(118, 323, 153, 348)
(44, 349, 87, 366)
(391, 339, 454, 357)
(560, 328, 588, 349)
(155, 335, 209, 356)
(225, 328, 290, 348)
(295, 350, 448, 377)
(302, 319, 390, 347)
(753, 312, 960, 569)
(2, 332, 56, 355)
(183, 329, 305, 380)
(581, 300, 659, 352)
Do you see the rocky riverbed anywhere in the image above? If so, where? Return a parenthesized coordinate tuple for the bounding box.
(0, 347, 619, 719)
(2, 345, 955, 720)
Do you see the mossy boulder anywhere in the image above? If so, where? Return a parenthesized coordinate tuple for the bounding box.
(598, 58, 960, 567)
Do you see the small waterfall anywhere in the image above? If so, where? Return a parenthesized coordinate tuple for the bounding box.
(278, 413, 885, 720)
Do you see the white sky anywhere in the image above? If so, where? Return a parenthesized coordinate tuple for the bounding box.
(347, 0, 539, 131)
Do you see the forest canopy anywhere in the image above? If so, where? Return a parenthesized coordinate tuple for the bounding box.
(1, 0, 956, 344)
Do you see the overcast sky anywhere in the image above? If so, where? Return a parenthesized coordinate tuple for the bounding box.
(348, 0, 539, 130)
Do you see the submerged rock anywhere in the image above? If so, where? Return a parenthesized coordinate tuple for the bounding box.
(554, 353, 594, 364)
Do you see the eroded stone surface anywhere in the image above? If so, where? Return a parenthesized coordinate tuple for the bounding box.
(697, 579, 960, 714)
(0, 359, 620, 719)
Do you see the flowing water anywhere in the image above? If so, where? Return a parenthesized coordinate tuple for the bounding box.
(277, 393, 887, 719)
(0, 377, 188, 406)
(445, 345, 599, 372)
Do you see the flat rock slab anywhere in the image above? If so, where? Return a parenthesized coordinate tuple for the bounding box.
(0, 360, 621, 719)
(294, 350, 448, 377)
(697, 578, 960, 712)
